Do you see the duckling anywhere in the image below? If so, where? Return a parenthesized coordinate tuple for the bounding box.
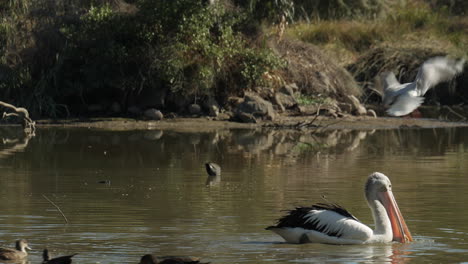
(42, 248, 77, 264)
(139, 254, 209, 264)
(0, 239, 31, 260)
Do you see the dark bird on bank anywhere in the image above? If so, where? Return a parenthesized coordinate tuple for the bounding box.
(379, 56, 465, 116)
(205, 162, 221, 186)
(139, 254, 209, 264)
(0, 239, 31, 260)
(42, 249, 77, 264)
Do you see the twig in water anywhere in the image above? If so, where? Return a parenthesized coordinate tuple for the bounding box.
(42, 194, 69, 224)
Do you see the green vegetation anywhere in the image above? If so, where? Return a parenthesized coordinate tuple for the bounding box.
(1, 0, 468, 118)
(295, 94, 331, 106)
(0, 0, 286, 117)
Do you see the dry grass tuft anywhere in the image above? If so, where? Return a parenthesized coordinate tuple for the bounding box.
(347, 45, 468, 105)
(348, 45, 446, 86)
(270, 38, 362, 100)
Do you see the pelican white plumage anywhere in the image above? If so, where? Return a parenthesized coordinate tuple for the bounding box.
(266, 172, 413, 244)
(380, 56, 465, 116)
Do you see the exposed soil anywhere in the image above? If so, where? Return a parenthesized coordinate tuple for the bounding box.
(34, 114, 468, 132)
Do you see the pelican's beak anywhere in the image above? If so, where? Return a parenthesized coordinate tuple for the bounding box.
(379, 190, 413, 243)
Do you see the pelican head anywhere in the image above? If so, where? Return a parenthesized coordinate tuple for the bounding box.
(365, 172, 413, 243)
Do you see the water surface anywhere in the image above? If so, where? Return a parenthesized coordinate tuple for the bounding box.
(0, 127, 467, 263)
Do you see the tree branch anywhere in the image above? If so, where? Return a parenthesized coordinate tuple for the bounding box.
(0, 101, 36, 136)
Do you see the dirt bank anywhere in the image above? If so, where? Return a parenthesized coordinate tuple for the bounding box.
(33, 115, 468, 132)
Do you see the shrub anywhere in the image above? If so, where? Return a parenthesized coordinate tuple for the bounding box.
(53, 0, 285, 114)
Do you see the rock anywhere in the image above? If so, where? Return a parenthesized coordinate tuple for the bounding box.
(273, 94, 286, 112)
(88, 104, 104, 112)
(203, 97, 220, 117)
(367, 109, 377, 118)
(127, 106, 141, 115)
(110, 102, 121, 113)
(144, 108, 163, 120)
(166, 93, 190, 112)
(165, 112, 177, 119)
(236, 93, 276, 121)
(280, 83, 299, 96)
(227, 96, 243, 108)
(216, 112, 232, 121)
(135, 87, 167, 109)
(298, 104, 320, 115)
(144, 130, 163, 140)
(237, 112, 257, 123)
(346, 95, 367, 116)
(188, 104, 201, 115)
(327, 108, 338, 118)
(337, 102, 353, 113)
(255, 86, 275, 99)
(274, 92, 297, 110)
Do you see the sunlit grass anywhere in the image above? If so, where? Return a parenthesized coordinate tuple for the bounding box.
(295, 94, 332, 106)
(287, 3, 468, 65)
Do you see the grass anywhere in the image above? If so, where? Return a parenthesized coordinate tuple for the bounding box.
(295, 94, 333, 106)
(287, 2, 468, 66)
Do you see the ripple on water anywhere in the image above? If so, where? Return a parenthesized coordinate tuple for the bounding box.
(1, 128, 468, 263)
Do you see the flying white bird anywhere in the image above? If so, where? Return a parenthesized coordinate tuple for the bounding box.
(266, 172, 413, 245)
(380, 56, 465, 116)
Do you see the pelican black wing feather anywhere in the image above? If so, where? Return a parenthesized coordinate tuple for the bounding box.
(266, 203, 360, 238)
(313, 203, 359, 221)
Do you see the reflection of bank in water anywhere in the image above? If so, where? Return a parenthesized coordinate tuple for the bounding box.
(0, 127, 33, 160)
(205, 162, 221, 187)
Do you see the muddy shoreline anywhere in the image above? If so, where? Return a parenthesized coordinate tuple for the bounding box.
(30, 115, 468, 132)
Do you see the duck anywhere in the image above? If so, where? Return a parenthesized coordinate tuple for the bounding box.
(0, 239, 31, 260)
(42, 248, 77, 264)
(139, 254, 209, 264)
(266, 172, 413, 244)
(380, 56, 465, 116)
(205, 162, 221, 186)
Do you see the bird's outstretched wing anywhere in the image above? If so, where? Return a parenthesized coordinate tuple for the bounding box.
(415, 56, 465, 96)
(380, 71, 405, 107)
(380, 71, 401, 91)
(386, 93, 424, 116)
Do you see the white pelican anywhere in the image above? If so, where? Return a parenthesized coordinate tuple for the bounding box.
(380, 56, 465, 116)
(266, 172, 413, 244)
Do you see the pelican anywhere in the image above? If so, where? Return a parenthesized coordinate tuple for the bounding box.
(266, 172, 413, 244)
(380, 56, 465, 116)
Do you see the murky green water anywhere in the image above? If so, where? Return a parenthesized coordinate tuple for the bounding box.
(0, 126, 468, 263)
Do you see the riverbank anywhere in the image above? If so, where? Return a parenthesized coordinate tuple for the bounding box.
(33, 114, 468, 132)
(2, 1, 468, 120)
